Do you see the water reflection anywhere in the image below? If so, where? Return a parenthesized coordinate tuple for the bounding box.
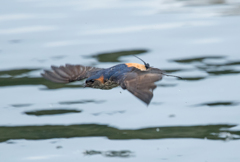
(0, 68, 84, 89)
(172, 56, 240, 80)
(84, 150, 134, 158)
(11, 104, 32, 108)
(184, 0, 226, 6)
(90, 49, 148, 62)
(9, 39, 21, 44)
(206, 69, 240, 75)
(59, 100, 105, 105)
(211, 132, 240, 141)
(0, 76, 84, 89)
(180, 76, 206, 81)
(172, 56, 225, 64)
(92, 110, 125, 116)
(156, 0, 240, 16)
(1, 0, 240, 161)
(50, 55, 66, 60)
(0, 68, 39, 77)
(196, 101, 239, 107)
(0, 124, 239, 143)
(204, 61, 240, 67)
(150, 102, 163, 105)
(25, 109, 82, 116)
(162, 69, 187, 73)
(156, 83, 178, 87)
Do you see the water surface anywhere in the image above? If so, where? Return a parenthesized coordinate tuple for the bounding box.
(1, 0, 240, 161)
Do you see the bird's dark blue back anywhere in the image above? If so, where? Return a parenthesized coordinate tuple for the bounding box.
(86, 64, 133, 82)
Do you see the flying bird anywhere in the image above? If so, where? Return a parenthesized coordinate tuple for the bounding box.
(41, 56, 181, 105)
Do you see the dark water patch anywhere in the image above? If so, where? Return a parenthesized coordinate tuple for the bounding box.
(194, 65, 210, 71)
(59, 100, 105, 105)
(225, 61, 240, 66)
(196, 101, 239, 107)
(24, 109, 82, 116)
(51, 55, 66, 60)
(172, 56, 240, 77)
(151, 102, 163, 105)
(0, 68, 39, 77)
(180, 76, 206, 81)
(56, 145, 62, 149)
(92, 112, 102, 116)
(32, 58, 46, 63)
(84, 150, 134, 158)
(90, 49, 148, 62)
(92, 110, 125, 116)
(206, 69, 240, 75)
(0, 124, 239, 143)
(204, 61, 240, 67)
(106, 111, 125, 115)
(221, 5, 240, 16)
(172, 56, 225, 64)
(157, 83, 178, 87)
(185, 0, 226, 6)
(169, 114, 176, 118)
(6, 141, 16, 144)
(50, 141, 58, 144)
(171, 56, 240, 78)
(0, 77, 83, 89)
(9, 39, 22, 44)
(11, 104, 32, 108)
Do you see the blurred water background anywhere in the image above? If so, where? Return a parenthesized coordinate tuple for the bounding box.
(1, 0, 240, 161)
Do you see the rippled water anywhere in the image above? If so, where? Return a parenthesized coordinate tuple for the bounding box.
(1, 0, 240, 161)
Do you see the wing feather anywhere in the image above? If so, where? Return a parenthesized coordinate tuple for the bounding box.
(119, 67, 163, 105)
(41, 64, 103, 83)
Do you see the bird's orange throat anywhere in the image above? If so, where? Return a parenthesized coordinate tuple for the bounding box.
(125, 63, 146, 71)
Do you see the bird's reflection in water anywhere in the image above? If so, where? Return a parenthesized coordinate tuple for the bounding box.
(83, 150, 134, 158)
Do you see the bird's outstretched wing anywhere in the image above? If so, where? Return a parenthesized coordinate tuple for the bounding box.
(118, 68, 163, 105)
(41, 64, 103, 83)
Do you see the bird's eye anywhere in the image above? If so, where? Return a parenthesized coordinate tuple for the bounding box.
(146, 63, 150, 69)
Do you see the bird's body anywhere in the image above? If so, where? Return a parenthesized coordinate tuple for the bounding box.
(85, 63, 146, 89)
(41, 58, 180, 105)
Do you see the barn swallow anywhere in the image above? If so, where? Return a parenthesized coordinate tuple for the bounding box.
(41, 56, 181, 105)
